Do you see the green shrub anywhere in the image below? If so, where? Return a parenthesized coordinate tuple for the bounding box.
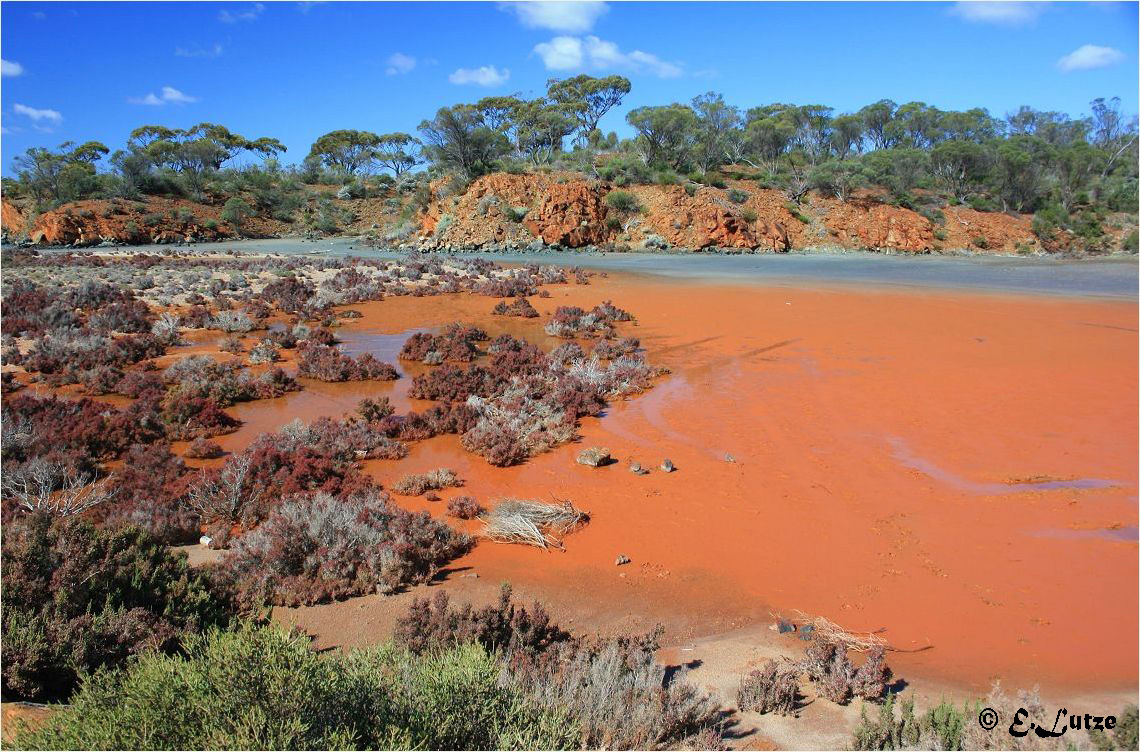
(605, 190, 641, 213)
(655, 170, 681, 186)
(605, 216, 623, 231)
(852, 694, 980, 751)
(709, 176, 727, 189)
(1123, 229, 1139, 253)
(727, 188, 749, 204)
(1, 513, 232, 701)
(597, 154, 652, 186)
(741, 208, 758, 223)
(684, 183, 698, 197)
(505, 206, 528, 223)
(221, 197, 254, 226)
(141, 213, 162, 227)
(919, 207, 946, 225)
(203, 218, 219, 230)
(784, 202, 811, 224)
(966, 195, 998, 212)
(14, 624, 577, 751)
(933, 229, 947, 241)
(971, 236, 988, 249)
(1090, 704, 1138, 750)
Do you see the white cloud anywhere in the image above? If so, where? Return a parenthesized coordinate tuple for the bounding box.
(499, 1, 607, 32)
(386, 52, 416, 75)
(449, 65, 510, 86)
(219, 2, 264, 23)
(1, 58, 24, 77)
(534, 35, 682, 77)
(161, 86, 197, 103)
(175, 43, 223, 58)
(129, 86, 198, 106)
(296, 1, 327, 12)
(1057, 44, 1125, 72)
(948, 2, 1046, 25)
(534, 36, 583, 69)
(13, 103, 62, 123)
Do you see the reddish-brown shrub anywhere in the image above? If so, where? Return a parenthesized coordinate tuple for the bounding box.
(94, 443, 198, 544)
(296, 343, 399, 382)
(184, 437, 224, 459)
(593, 337, 640, 360)
(491, 298, 539, 318)
(399, 323, 487, 364)
(446, 495, 485, 519)
(160, 393, 240, 441)
(737, 659, 801, 715)
(803, 639, 892, 704)
(394, 585, 566, 658)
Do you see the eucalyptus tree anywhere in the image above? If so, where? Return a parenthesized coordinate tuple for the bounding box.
(308, 130, 382, 175)
(626, 104, 698, 171)
(690, 92, 742, 172)
(418, 104, 511, 180)
(547, 74, 631, 146)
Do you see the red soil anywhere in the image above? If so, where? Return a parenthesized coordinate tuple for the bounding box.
(212, 274, 1139, 696)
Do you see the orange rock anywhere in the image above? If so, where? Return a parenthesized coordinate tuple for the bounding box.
(524, 181, 611, 246)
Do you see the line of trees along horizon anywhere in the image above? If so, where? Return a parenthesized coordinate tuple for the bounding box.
(5, 74, 1137, 249)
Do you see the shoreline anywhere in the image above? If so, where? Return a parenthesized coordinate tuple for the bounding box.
(11, 237, 1138, 301)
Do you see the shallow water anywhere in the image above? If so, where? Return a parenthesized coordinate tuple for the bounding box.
(67, 237, 1139, 299)
(889, 437, 1120, 494)
(1029, 526, 1140, 543)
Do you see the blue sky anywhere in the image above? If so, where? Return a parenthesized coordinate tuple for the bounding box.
(1, 1, 1137, 174)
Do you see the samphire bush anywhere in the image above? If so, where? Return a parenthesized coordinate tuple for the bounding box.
(217, 489, 471, 608)
(1, 513, 232, 701)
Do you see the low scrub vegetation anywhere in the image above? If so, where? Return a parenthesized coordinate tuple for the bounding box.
(737, 659, 801, 716)
(394, 586, 723, 749)
(12, 624, 576, 750)
(491, 297, 540, 318)
(544, 301, 633, 339)
(392, 467, 462, 496)
(399, 323, 488, 364)
(1, 513, 232, 702)
(217, 489, 471, 608)
(296, 342, 399, 382)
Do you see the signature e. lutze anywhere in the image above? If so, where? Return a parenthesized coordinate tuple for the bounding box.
(1009, 707, 1120, 738)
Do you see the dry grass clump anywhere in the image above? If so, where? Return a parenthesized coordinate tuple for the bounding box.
(737, 659, 801, 716)
(392, 467, 462, 496)
(481, 499, 588, 549)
